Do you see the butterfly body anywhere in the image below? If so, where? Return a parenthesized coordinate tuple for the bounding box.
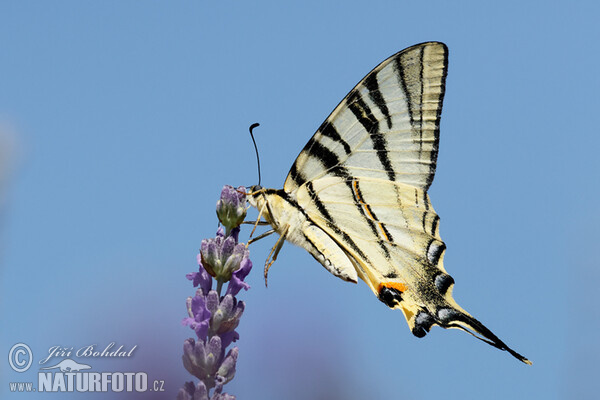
(248, 42, 531, 364)
(248, 186, 360, 283)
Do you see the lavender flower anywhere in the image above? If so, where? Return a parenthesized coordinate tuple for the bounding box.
(179, 185, 252, 400)
(216, 186, 247, 235)
(200, 230, 250, 284)
(182, 292, 212, 340)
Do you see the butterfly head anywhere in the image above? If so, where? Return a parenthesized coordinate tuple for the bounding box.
(245, 185, 289, 230)
(246, 185, 266, 209)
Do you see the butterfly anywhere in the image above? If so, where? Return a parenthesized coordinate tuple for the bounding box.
(247, 42, 531, 364)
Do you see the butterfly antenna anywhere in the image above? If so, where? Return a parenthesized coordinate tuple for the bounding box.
(249, 123, 262, 187)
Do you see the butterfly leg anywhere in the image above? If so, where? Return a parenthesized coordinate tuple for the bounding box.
(263, 224, 289, 287)
(247, 229, 276, 246)
(249, 201, 268, 239)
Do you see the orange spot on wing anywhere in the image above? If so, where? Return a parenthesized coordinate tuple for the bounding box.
(378, 282, 408, 293)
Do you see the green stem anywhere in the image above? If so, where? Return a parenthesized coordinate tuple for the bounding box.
(216, 279, 224, 297)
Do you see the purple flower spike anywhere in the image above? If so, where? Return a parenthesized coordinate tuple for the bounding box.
(216, 185, 247, 233)
(181, 186, 253, 399)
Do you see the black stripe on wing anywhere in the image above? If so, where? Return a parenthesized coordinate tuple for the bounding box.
(305, 181, 370, 263)
(289, 123, 351, 189)
(364, 72, 392, 130)
(436, 307, 532, 365)
(393, 55, 414, 129)
(425, 46, 447, 191)
(347, 91, 396, 182)
(288, 162, 306, 188)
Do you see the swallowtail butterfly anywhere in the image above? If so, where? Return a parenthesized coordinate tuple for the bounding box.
(248, 42, 530, 364)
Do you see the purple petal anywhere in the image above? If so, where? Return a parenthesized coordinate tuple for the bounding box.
(219, 330, 240, 349)
(182, 316, 195, 327)
(205, 336, 223, 376)
(226, 257, 252, 296)
(221, 236, 236, 260)
(191, 296, 211, 320)
(182, 338, 206, 380)
(188, 259, 213, 294)
(177, 380, 210, 400)
(188, 295, 212, 340)
(176, 382, 194, 400)
(219, 186, 243, 206)
(193, 381, 209, 400)
(218, 295, 234, 315)
(207, 335, 223, 361)
(205, 290, 220, 314)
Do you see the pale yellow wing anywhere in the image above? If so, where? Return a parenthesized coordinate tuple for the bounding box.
(295, 176, 530, 364)
(284, 42, 447, 194)
(257, 42, 530, 364)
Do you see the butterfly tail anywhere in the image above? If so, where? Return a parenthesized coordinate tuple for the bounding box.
(436, 307, 532, 365)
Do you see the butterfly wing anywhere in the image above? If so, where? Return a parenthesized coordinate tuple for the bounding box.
(284, 41, 446, 194)
(295, 177, 530, 364)
(278, 42, 530, 364)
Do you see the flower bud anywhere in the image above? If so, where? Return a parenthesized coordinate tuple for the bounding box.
(216, 186, 247, 233)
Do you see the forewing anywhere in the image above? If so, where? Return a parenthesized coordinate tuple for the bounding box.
(284, 42, 447, 194)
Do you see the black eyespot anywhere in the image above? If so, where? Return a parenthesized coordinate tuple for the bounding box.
(434, 273, 455, 295)
(412, 311, 435, 338)
(437, 307, 459, 323)
(378, 286, 403, 308)
(426, 240, 446, 265)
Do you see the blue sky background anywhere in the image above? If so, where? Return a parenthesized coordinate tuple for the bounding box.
(1, 1, 598, 399)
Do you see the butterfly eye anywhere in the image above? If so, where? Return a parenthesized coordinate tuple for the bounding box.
(247, 185, 263, 196)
